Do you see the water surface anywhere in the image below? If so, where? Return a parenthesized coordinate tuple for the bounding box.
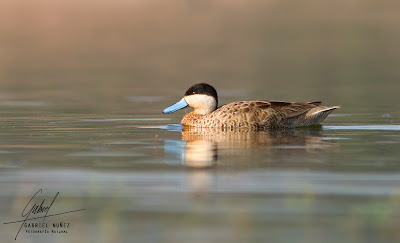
(0, 88, 399, 243)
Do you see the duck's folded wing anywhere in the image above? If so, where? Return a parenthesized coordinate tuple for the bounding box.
(266, 101, 323, 118)
(220, 101, 323, 118)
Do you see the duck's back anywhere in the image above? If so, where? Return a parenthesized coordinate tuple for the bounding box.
(181, 100, 339, 129)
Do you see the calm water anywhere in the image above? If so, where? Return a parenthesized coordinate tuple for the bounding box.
(1, 1, 400, 243)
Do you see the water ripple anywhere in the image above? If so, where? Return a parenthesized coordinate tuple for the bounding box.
(1, 170, 400, 197)
(324, 125, 400, 131)
(81, 118, 170, 122)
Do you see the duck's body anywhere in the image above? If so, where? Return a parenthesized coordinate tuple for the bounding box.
(181, 100, 338, 129)
(163, 83, 339, 130)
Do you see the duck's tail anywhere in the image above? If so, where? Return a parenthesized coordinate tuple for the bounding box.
(306, 106, 340, 125)
(287, 106, 340, 128)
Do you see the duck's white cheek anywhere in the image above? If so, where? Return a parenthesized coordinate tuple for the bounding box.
(184, 94, 216, 115)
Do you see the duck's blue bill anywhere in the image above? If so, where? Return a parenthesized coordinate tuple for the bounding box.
(163, 98, 188, 113)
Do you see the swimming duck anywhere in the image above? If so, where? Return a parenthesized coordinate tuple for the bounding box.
(163, 83, 339, 129)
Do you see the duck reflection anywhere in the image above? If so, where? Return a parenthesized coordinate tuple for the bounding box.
(164, 139, 217, 168)
(165, 126, 331, 168)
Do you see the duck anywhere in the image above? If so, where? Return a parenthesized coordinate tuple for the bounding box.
(163, 83, 339, 129)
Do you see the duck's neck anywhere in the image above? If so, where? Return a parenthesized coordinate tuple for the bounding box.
(181, 112, 204, 126)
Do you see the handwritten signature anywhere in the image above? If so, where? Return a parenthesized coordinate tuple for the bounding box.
(3, 189, 86, 240)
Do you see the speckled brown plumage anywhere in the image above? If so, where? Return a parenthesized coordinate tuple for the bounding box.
(181, 100, 339, 130)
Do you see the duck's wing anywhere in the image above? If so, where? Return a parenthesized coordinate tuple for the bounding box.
(267, 101, 322, 118)
(218, 101, 320, 116)
(214, 101, 338, 128)
(267, 101, 340, 127)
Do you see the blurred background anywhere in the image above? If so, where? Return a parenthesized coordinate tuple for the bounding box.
(1, 0, 399, 109)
